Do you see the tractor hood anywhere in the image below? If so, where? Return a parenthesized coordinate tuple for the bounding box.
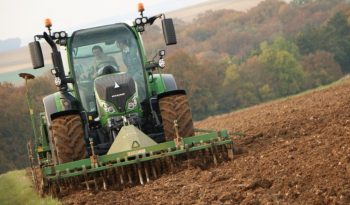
(95, 72, 136, 113)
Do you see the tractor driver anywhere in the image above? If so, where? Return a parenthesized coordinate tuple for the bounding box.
(91, 45, 119, 78)
(117, 38, 141, 76)
(117, 38, 146, 99)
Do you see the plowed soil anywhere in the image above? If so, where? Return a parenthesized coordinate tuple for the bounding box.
(61, 78, 350, 205)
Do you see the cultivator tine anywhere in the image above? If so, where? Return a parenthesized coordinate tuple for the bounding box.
(49, 181, 58, 197)
(83, 168, 90, 190)
(69, 178, 74, 189)
(226, 144, 234, 160)
(221, 144, 229, 160)
(155, 158, 162, 174)
(93, 175, 98, 191)
(161, 157, 168, 173)
(61, 178, 67, 190)
(57, 179, 63, 193)
(173, 153, 179, 166)
(72, 177, 77, 189)
(71, 177, 77, 190)
(167, 148, 176, 172)
(137, 163, 144, 185)
(151, 161, 158, 179)
(65, 169, 74, 190)
(108, 169, 116, 187)
(118, 167, 125, 186)
(74, 176, 79, 189)
(127, 165, 133, 185)
(66, 178, 72, 190)
(170, 155, 176, 169)
(67, 178, 73, 190)
(144, 162, 150, 183)
(48, 182, 52, 196)
(216, 144, 224, 160)
(102, 172, 107, 190)
(84, 178, 90, 190)
(166, 157, 173, 173)
(210, 141, 218, 166)
(204, 148, 209, 164)
(114, 168, 119, 187)
(185, 144, 192, 168)
(155, 158, 162, 175)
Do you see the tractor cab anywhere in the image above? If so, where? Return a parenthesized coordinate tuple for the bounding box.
(70, 24, 146, 116)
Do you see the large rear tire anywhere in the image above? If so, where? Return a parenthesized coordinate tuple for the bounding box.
(51, 114, 87, 164)
(159, 93, 194, 141)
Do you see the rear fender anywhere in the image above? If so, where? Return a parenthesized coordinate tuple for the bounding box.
(43, 91, 81, 124)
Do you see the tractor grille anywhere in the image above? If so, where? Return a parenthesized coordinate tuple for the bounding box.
(95, 73, 136, 112)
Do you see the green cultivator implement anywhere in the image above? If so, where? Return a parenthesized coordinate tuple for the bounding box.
(42, 129, 233, 194)
(24, 3, 234, 196)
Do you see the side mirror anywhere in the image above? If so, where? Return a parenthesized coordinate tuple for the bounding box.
(28, 41, 44, 69)
(162, 18, 177, 45)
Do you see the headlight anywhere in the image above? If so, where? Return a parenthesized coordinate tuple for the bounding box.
(135, 18, 142, 25)
(54, 32, 60, 39)
(54, 77, 61, 86)
(60, 31, 66, 38)
(101, 102, 116, 113)
(141, 17, 148, 24)
(127, 96, 138, 110)
(158, 59, 165, 68)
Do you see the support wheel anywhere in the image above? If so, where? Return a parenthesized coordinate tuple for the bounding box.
(51, 114, 87, 164)
(159, 92, 194, 141)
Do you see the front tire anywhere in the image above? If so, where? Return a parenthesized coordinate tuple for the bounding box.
(159, 93, 194, 141)
(51, 114, 87, 164)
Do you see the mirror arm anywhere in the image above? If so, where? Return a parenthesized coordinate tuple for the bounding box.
(43, 32, 58, 52)
(65, 77, 75, 84)
(34, 35, 44, 41)
(148, 13, 164, 25)
(145, 62, 158, 71)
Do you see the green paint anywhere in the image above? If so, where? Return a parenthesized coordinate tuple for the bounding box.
(149, 74, 167, 95)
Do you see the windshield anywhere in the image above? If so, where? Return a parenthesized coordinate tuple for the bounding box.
(70, 24, 145, 112)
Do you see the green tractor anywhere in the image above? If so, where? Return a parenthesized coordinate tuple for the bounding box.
(27, 4, 234, 194)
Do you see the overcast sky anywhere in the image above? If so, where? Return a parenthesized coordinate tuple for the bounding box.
(0, 0, 206, 45)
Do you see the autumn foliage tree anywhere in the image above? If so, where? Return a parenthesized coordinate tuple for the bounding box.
(301, 51, 343, 89)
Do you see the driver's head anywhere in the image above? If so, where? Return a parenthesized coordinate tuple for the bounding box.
(92, 45, 104, 59)
(97, 65, 118, 76)
(118, 38, 128, 49)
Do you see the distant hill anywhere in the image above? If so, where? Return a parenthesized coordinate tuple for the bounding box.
(167, 0, 272, 21)
(0, 38, 21, 53)
(0, 43, 51, 75)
